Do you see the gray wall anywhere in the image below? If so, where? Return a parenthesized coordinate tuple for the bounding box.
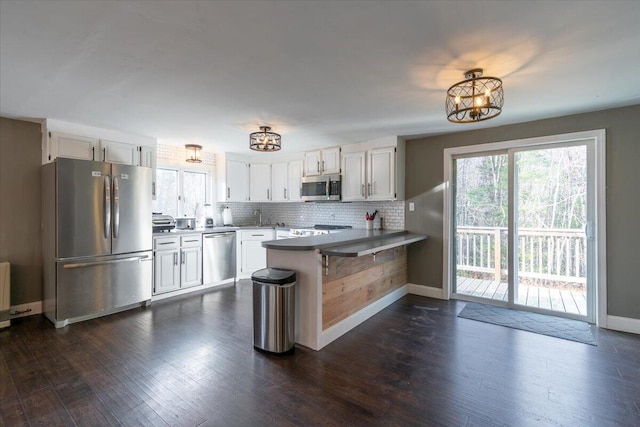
(405, 105, 640, 320)
(0, 117, 42, 305)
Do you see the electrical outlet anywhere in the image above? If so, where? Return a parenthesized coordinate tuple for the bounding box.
(409, 202, 415, 211)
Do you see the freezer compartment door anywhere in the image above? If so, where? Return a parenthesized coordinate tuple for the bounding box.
(56, 158, 112, 258)
(55, 251, 152, 323)
(111, 163, 152, 254)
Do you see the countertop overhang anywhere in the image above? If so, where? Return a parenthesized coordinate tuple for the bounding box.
(262, 229, 428, 253)
(320, 232, 428, 257)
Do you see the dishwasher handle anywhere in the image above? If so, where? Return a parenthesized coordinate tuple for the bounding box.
(204, 232, 236, 238)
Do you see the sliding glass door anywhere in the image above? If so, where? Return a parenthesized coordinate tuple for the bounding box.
(450, 137, 597, 322)
(453, 153, 509, 302)
(513, 144, 589, 317)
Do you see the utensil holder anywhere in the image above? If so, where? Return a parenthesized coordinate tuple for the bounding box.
(366, 220, 374, 230)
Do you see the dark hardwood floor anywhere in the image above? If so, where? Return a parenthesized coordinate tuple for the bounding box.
(1, 280, 639, 426)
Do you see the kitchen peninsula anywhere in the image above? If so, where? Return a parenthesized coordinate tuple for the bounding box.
(264, 230, 427, 350)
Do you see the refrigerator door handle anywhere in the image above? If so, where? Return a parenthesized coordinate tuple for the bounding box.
(62, 254, 150, 269)
(113, 176, 120, 238)
(104, 176, 111, 238)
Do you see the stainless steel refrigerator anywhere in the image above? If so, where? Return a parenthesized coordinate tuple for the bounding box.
(42, 158, 153, 327)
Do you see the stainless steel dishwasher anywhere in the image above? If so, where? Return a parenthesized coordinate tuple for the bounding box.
(203, 231, 237, 284)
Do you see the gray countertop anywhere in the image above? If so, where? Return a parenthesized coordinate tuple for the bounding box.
(153, 225, 290, 238)
(262, 229, 425, 252)
(320, 233, 428, 257)
(153, 227, 239, 237)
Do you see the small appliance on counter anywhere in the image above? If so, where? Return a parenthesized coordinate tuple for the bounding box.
(204, 203, 214, 228)
(222, 206, 233, 226)
(152, 213, 176, 232)
(176, 217, 196, 230)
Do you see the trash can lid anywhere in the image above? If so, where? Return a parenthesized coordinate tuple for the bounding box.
(251, 268, 296, 285)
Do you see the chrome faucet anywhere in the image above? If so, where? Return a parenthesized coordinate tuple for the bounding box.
(254, 209, 262, 226)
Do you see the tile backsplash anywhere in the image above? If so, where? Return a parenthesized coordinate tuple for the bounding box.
(216, 201, 404, 230)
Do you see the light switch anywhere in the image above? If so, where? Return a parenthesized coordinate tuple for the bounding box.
(409, 202, 415, 211)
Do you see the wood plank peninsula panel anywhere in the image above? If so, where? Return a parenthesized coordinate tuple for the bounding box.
(265, 230, 426, 350)
(322, 247, 407, 329)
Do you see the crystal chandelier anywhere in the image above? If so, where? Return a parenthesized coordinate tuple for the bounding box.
(249, 126, 281, 152)
(446, 68, 504, 123)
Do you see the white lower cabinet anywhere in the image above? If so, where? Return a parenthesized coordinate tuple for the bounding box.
(238, 229, 275, 278)
(153, 234, 202, 295)
(154, 247, 180, 294)
(179, 235, 202, 288)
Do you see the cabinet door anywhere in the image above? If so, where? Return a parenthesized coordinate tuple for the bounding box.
(249, 163, 272, 202)
(181, 246, 202, 288)
(342, 151, 366, 201)
(241, 240, 267, 274)
(321, 147, 341, 174)
(154, 250, 180, 294)
(368, 147, 395, 200)
(304, 150, 322, 176)
(140, 146, 157, 200)
(100, 139, 140, 165)
(271, 162, 288, 202)
(226, 160, 249, 201)
(50, 132, 98, 161)
(287, 160, 303, 201)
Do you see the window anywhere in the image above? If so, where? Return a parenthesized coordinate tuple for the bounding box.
(152, 167, 209, 218)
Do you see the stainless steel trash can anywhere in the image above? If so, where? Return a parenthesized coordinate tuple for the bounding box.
(252, 268, 296, 354)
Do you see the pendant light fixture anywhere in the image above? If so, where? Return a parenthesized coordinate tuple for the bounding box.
(185, 144, 202, 163)
(250, 126, 281, 152)
(446, 68, 503, 123)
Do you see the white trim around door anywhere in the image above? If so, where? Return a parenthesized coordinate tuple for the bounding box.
(443, 129, 607, 326)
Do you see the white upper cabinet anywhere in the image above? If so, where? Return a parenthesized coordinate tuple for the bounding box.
(304, 147, 341, 176)
(99, 139, 140, 165)
(271, 162, 289, 202)
(249, 163, 272, 202)
(341, 136, 405, 201)
(140, 146, 157, 200)
(271, 160, 303, 202)
(226, 159, 249, 202)
(217, 154, 249, 202)
(287, 160, 303, 201)
(304, 150, 322, 176)
(48, 132, 98, 162)
(368, 147, 395, 200)
(341, 151, 366, 201)
(321, 147, 341, 175)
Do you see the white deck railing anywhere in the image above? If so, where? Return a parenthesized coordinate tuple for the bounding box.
(456, 226, 586, 284)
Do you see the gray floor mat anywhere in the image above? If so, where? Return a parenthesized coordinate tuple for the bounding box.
(458, 302, 597, 345)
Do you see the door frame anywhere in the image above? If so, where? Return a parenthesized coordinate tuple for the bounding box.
(442, 129, 607, 326)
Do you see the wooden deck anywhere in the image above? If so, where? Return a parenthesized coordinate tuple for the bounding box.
(456, 276, 587, 316)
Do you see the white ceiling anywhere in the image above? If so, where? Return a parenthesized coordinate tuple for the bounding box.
(1, 1, 639, 154)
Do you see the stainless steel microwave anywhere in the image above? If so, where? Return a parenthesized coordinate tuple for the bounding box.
(301, 174, 341, 201)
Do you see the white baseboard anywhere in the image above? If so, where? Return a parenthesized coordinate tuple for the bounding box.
(408, 284, 446, 299)
(320, 285, 408, 349)
(606, 315, 640, 335)
(10, 301, 43, 319)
